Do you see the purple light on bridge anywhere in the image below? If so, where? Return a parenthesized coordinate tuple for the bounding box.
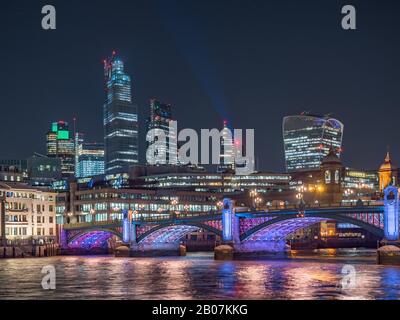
(140, 225, 200, 244)
(244, 217, 326, 242)
(70, 231, 115, 249)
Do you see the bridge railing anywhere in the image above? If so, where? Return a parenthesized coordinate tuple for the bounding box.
(265, 201, 383, 212)
(61, 201, 384, 229)
(62, 211, 222, 229)
(63, 219, 121, 230)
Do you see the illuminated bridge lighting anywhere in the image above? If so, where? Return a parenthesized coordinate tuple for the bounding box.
(140, 225, 200, 244)
(244, 217, 326, 241)
(69, 231, 116, 249)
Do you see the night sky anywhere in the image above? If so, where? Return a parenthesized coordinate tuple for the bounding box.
(1, 0, 400, 172)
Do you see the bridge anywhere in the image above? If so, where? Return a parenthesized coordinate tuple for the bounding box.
(60, 186, 400, 257)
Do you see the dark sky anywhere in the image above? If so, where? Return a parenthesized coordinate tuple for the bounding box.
(1, 0, 400, 172)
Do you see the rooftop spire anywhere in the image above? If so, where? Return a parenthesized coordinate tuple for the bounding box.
(385, 145, 391, 162)
(385, 151, 391, 163)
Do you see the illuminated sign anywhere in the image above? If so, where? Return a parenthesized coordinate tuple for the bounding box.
(57, 130, 69, 140)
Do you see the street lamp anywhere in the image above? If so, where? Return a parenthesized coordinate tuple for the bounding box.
(254, 196, 263, 209)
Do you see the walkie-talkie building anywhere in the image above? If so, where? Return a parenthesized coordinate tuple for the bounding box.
(103, 51, 138, 173)
(282, 114, 344, 172)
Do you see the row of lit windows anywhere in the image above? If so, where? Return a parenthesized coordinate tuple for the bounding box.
(77, 203, 216, 214)
(5, 227, 54, 236)
(5, 215, 54, 224)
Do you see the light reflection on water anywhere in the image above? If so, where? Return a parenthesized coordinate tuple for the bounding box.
(0, 249, 399, 300)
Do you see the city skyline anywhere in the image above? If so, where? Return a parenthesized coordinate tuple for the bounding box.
(2, 1, 400, 304)
(1, 0, 400, 173)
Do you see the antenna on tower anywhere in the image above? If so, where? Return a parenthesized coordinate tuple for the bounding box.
(73, 117, 77, 139)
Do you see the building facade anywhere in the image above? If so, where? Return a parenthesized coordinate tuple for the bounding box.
(0, 166, 24, 183)
(46, 121, 75, 177)
(0, 182, 56, 244)
(283, 114, 344, 172)
(76, 144, 105, 178)
(103, 51, 139, 173)
(0, 160, 27, 173)
(27, 154, 62, 187)
(218, 121, 235, 173)
(146, 99, 177, 165)
(56, 180, 219, 225)
(75, 132, 105, 178)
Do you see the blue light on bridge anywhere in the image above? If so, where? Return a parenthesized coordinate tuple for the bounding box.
(122, 209, 130, 243)
(384, 186, 399, 241)
(222, 198, 233, 242)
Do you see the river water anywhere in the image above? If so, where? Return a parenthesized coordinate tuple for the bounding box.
(0, 249, 399, 300)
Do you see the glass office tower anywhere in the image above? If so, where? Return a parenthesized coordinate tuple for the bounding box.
(46, 121, 75, 177)
(146, 99, 177, 165)
(282, 114, 344, 172)
(217, 121, 235, 173)
(103, 51, 138, 173)
(76, 143, 105, 178)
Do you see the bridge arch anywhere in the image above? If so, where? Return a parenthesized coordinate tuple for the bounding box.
(137, 221, 222, 244)
(241, 213, 384, 242)
(68, 228, 122, 249)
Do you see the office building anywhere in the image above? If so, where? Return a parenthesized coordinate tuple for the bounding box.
(76, 141, 105, 178)
(46, 121, 75, 177)
(27, 153, 62, 186)
(217, 121, 235, 173)
(146, 99, 177, 165)
(103, 51, 139, 173)
(283, 113, 344, 172)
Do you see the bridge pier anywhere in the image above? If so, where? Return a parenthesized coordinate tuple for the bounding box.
(232, 241, 289, 259)
(378, 186, 400, 265)
(215, 198, 289, 260)
(130, 243, 186, 257)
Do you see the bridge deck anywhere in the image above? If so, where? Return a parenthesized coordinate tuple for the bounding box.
(62, 203, 384, 230)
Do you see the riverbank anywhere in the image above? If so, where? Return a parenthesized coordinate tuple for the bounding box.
(0, 244, 59, 258)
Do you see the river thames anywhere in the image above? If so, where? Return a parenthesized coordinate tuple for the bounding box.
(0, 249, 399, 300)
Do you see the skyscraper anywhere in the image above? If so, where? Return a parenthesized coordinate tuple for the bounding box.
(46, 121, 75, 177)
(74, 132, 84, 175)
(282, 114, 344, 172)
(103, 51, 138, 173)
(146, 99, 177, 165)
(217, 121, 235, 173)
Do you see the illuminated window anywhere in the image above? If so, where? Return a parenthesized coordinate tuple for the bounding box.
(325, 170, 331, 184)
